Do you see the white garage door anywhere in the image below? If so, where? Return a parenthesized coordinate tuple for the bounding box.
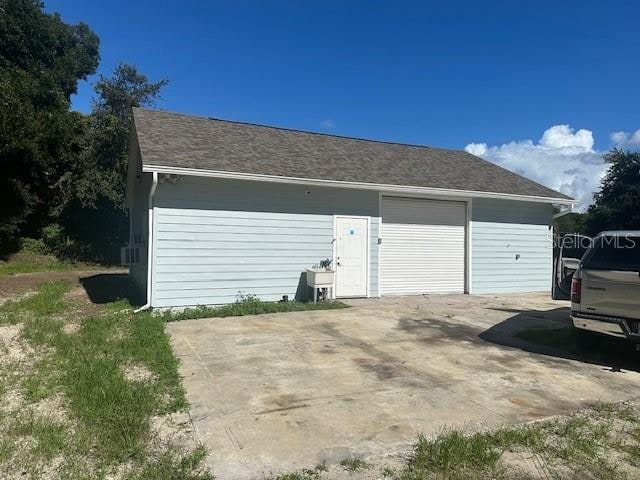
(381, 197, 466, 295)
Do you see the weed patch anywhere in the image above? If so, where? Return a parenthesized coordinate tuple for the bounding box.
(128, 444, 213, 480)
(160, 294, 348, 322)
(340, 457, 371, 472)
(381, 466, 397, 478)
(398, 403, 640, 480)
(271, 462, 328, 480)
(402, 430, 502, 479)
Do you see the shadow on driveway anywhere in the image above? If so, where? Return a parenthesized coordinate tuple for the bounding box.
(480, 306, 640, 373)
(80, 273, 143, 307)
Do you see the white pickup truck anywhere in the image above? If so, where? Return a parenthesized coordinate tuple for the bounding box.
(570, 231, 640, 345)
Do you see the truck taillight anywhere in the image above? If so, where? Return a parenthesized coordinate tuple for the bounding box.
(571, 277, 581, 303)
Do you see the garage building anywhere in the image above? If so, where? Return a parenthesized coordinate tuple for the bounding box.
(126, 108, 575, 308)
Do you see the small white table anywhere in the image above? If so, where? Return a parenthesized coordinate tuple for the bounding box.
(306, 269, 335, 303)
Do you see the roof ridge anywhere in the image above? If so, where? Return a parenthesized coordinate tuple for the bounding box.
(133, 107, 471, 152)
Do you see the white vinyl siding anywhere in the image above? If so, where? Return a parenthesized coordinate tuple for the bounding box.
(380, 197, 466, 295)
(141, 174, 557, 306)
(471, 198, 553, 294)
(151, 177, 380, 307)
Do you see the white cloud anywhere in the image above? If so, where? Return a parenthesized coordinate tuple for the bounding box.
(539, 125, 594, 151)
(464, 142, 487, 157)
(610, 131, 628, 145)
(610, 129, 640, 147)
(320, 119, 335, 130)
(464, 125, 607, 210)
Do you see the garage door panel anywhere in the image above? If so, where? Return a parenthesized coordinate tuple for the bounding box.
(381, 197, 466, 295)
(382, 201, 465, 225)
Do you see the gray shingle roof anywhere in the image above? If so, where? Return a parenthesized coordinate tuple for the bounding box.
(132, 107, 573, 201)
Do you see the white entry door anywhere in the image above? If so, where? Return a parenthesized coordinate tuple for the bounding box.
(335, 216, 369, 298)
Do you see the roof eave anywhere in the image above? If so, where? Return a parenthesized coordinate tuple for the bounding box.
(142, 164, 576, 205)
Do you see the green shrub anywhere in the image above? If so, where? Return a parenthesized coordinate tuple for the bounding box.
(41, 224, 89, 260)
(42, 224, 67, 255)
(20, 237, 46, 254)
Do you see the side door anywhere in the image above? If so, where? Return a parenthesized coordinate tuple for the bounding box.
(334, 216, 369, 298)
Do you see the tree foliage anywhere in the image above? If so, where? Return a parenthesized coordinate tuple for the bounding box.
(0, 0, 99, 249)
(1, 1, 167, 262)
(78, 64, 168, 208)
(553, 212, 587, 237)
(57, 64, 168, 261)
(585, 149, 640, 235)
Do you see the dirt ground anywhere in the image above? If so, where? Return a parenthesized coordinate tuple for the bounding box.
(0, 269, 139, 312)
(0, 270, 121, 303)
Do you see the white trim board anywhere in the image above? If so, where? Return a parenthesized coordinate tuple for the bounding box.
(143, 164, 575, 205)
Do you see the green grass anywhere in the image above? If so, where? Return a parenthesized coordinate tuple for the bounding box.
(0, 280, 211, 479)
(270, 462, 327, 480)
(22, 358, 59, 402)
(129, 444, 212, 480)
(0, 438, 14, 464)
(31, 305, 187, 461)
(381, 466, 397, 478)
(339, 457, 371, 472)
(65, 352, 156, 460)
(0, 250, 78, 277)
(9, 414, 69, 461)
(270, 472, 319, 480)
(161, 294, 348, 322)
(124, 308, 188, 411)
(397, 403, 638, 480)
(623, 426, 640, 467)
(403, 430, 502, 479)
(0, 280, 72, 325)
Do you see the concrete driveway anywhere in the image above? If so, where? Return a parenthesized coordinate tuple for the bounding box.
(167, 293, 640, 479)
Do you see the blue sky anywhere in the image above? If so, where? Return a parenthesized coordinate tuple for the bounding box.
(47, 0, 639, 207)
